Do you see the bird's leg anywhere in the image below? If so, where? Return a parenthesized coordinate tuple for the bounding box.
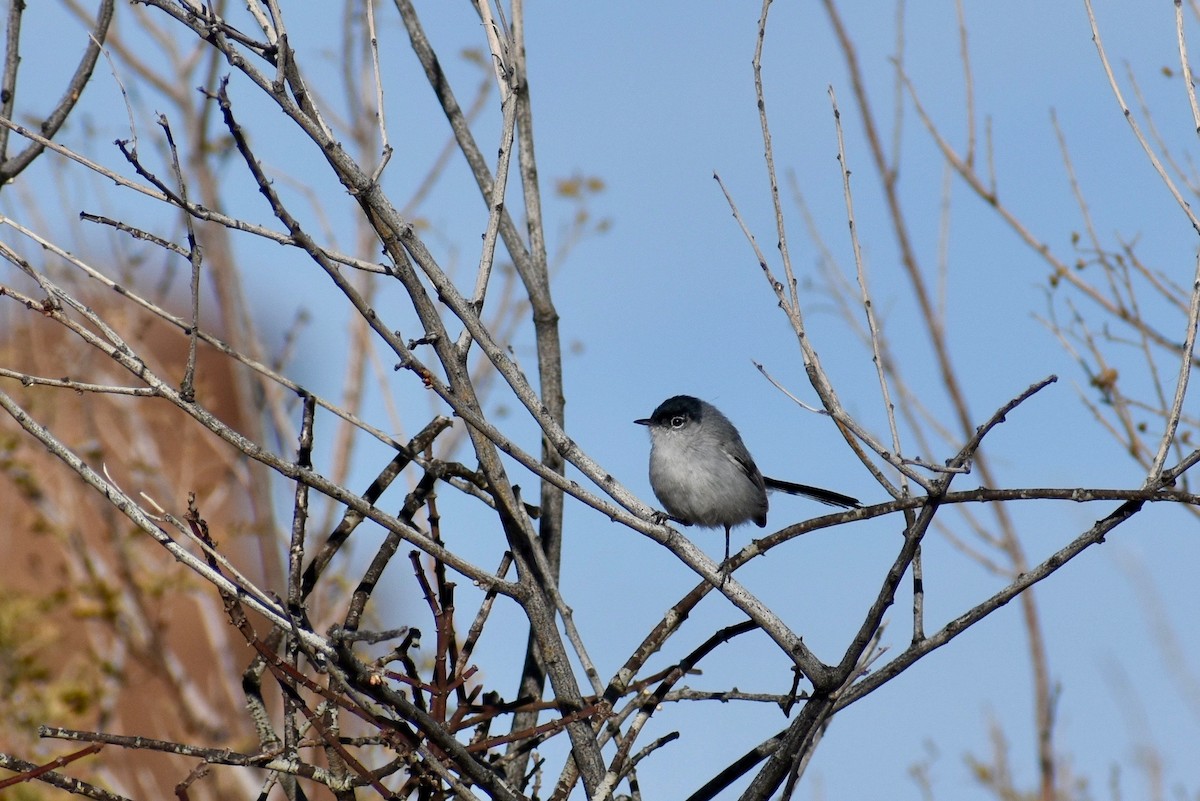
(720, 525, 732, 587)
(651, 510, 691, 527)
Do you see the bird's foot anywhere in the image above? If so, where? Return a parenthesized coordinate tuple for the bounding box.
(651, 510, 691, 527)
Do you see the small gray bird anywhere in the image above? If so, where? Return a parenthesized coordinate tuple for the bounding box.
(635, 395, 860, 572)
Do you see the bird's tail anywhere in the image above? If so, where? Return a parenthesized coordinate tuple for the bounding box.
(763, 476, 861, 509)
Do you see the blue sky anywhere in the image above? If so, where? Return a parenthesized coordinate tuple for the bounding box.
(5, 1, 1199, 799)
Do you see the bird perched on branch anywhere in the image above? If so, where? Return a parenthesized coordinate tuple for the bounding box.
(636, 395, 860, 578)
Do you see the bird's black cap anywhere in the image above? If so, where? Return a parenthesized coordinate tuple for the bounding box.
(634, 395, 704, 427)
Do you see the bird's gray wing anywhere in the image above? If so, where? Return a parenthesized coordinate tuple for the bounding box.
(725, 448, 767, 492)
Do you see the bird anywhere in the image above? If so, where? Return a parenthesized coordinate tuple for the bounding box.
(635, 395, 860, 576)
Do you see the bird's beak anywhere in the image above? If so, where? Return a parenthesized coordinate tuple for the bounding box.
(634, 418, 651, 426)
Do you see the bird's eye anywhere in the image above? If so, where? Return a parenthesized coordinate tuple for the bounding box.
(670, 415, 686, 429)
